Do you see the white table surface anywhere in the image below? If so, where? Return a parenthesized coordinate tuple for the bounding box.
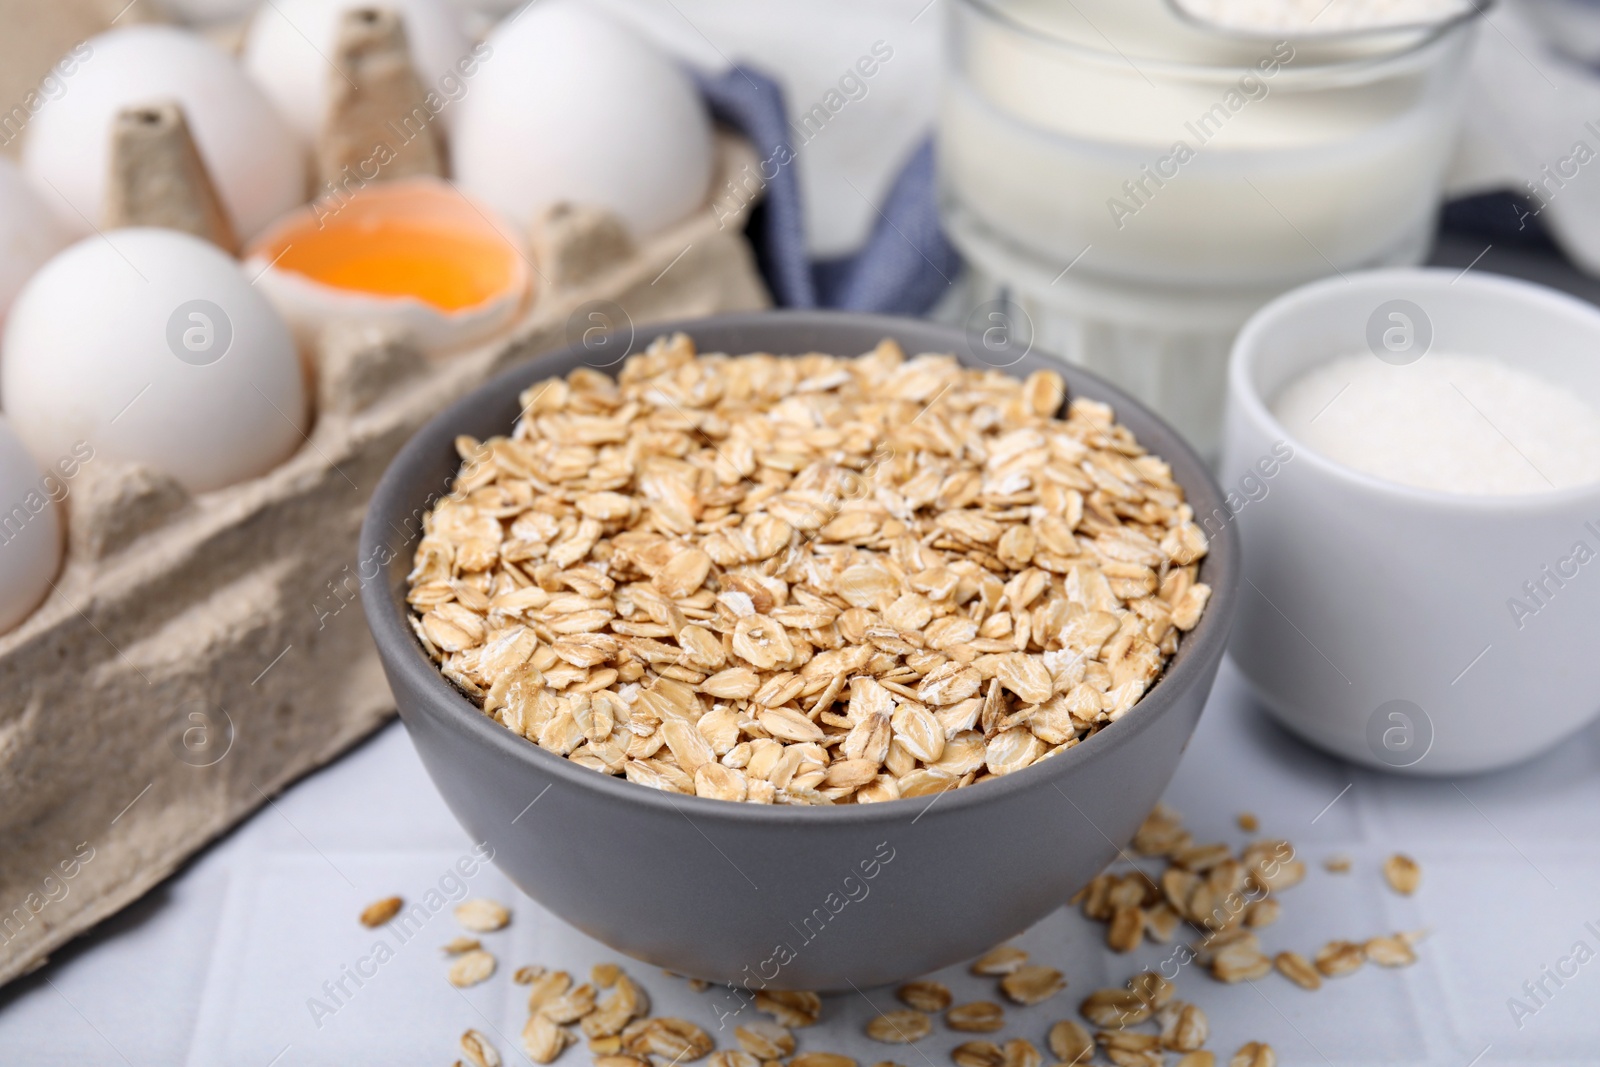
(4, 658, 1599, 1066)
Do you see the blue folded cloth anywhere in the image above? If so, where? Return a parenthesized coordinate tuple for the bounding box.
(695, 65, 961, 316)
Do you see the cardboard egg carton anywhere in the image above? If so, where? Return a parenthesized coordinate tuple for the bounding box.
(0, 133, 770, 988)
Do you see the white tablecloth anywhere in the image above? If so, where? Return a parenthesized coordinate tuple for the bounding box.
(5, 659, 1599, 1065)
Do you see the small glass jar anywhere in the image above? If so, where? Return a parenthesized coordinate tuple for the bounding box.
(937, 0, 1479, 456)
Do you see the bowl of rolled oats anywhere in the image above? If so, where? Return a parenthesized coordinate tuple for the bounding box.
(360, 311, 1238, 990)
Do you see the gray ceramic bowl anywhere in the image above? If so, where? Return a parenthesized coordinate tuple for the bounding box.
(360, 311, 1238, 991)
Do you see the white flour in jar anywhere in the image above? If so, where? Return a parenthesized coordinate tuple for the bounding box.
(1272, 353, 1600, 495)
(1176, 0, 1472, 32)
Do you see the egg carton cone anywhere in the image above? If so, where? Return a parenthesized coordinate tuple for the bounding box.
(0, 133, 770, 988)
(316, 7, 446, 187)
(104, 100, 239, 252)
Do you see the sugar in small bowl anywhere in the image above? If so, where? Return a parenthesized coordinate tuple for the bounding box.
(1222, 269, 1600, 774)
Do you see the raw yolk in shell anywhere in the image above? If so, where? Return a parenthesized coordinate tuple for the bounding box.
(272, 218, 517, 312)
(252, 178, 521, 313)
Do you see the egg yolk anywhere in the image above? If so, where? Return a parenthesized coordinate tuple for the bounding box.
(274, 218, 517, 312)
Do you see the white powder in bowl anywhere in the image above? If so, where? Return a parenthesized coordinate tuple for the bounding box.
(1176, 0, 1471, 32)
(1271, 353, 1600, 495)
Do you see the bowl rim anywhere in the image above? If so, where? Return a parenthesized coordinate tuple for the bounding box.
(360, 309, 1239, 827)
(1229, 266, 1600, 513)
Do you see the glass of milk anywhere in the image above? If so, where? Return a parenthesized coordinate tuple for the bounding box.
(937, 0, 1480, 456)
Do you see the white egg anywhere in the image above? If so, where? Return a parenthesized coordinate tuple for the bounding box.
(244, 0, 472, 141)
(0, 415, 63, 636)
(22, 26, 307, 244)
(0, 157, 70, 328)
(2, 229, 308, 494)
(452, 0, 714, 238)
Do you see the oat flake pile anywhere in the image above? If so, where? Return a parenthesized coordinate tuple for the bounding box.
(406, 334, 1211, 805)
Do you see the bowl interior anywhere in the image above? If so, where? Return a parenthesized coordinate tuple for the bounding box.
(361, 309, 1240, 821)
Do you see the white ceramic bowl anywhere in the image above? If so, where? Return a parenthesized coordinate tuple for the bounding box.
(1222, 268, 1600, 775)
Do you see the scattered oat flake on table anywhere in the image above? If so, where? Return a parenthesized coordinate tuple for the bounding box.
(1365, 934, 1419, 967)
(1080, 988, 1151, 1028)
(1192, 928, 1257, 967)
(1235, 812, 1258, 833)
(1001, 1037, 1041, 1067)
(587, 975, 649, 1037)
(951, 1041, 1004, 1067)
(1131, 804, 1189, 856)
(522, 1013, 574, 1063)
(1240, 839, 1305, 892)
(736, 1020, 796, 1059)
(1127, 971, 1174, 1010)
(455, 897, 511, 931)
(866, 1010, 932, 1043)
(972, 945, 1030, 976)
(1229, 1042, 1276, 1067)
(897, 980, 952, 1012)
(627, 1017, 714, 1061)
(1107, 905, 1144, 952)
(755, 989, 822, 1027)
(791, 1054, 857, 1067)
(596, 1057, 650, 1067)
(1048, 1019, 1095, 1064)
(526, 970, 573, 1012)
(1273, 950, 1322, 990)
(1098, 1029, 1162, 1067)
(1172, 842, 1231, 872)
(405, 336, 1211, 806)
(1211, 942, 1273, 984)
(359, 895, 402, 927)
(462, 1028, 503, 1067)
(1243, 898, 1279, 929)
(1000, 964, 1066, 1005)
(442, 936, 482, 955)
(1313, 940, 1365, 978)
(515, 964, 547, 984)
(1384, 853, 1421, 894)
(541, 983, 598, 1023)
(1323, 854, 1351, 874)
(948, 1001, 1007, 1032)
(448, 948, 498, 988)
(1143, 902, 1181, 943)
(1156, 1002, 1208, 1052)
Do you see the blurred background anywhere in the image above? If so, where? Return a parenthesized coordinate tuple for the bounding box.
(8, 0, 1600, 454)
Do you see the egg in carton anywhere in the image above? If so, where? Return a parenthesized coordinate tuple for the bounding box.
(0, 19, 769, 986)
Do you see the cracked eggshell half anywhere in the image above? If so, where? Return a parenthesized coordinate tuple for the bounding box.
(2, 229, 308, 494)
(243, 177, 531, 354)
